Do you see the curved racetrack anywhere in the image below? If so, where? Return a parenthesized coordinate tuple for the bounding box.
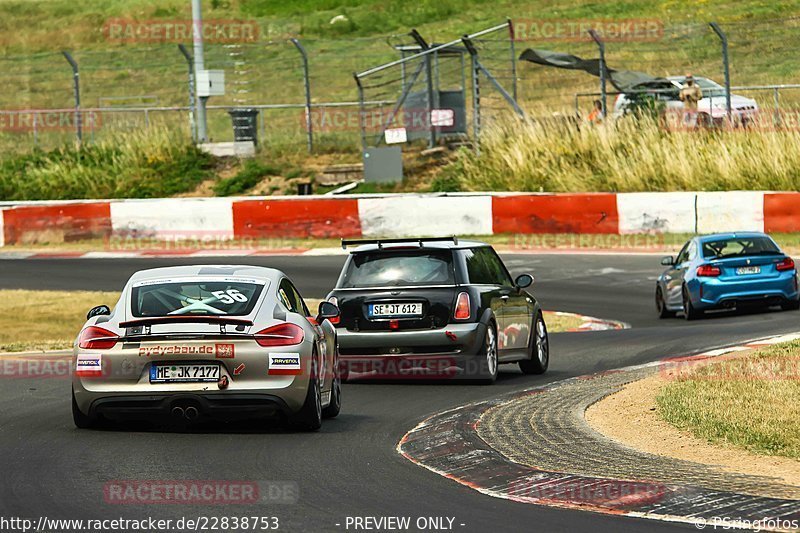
(1, 253, 798, 532)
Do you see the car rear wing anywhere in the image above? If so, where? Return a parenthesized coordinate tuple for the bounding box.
(341, 236, 458, 249)
(120, 316, 254, 335)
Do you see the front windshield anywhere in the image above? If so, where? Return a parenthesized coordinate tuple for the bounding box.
(130, 276, 266, 317)
(701, 237, 781, 259)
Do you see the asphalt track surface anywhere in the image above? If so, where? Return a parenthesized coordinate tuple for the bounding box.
(1, 253, 799, 532)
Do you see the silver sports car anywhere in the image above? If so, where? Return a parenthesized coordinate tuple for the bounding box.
(72, 265, 341, 431)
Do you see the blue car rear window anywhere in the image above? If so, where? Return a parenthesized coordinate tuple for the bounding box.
(701, 237, 781, 259)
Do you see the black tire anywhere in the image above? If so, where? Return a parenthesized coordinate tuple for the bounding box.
(290, 360, 322, 431)
(781, 299, 800, 311)
(72, 388, 97, 429)
(656, 286, 675, 319)
(322, 374, 341, 419)
(682, 286, 701, 321)
(520, 311, 549, 375)
(474, 322, 498, 384)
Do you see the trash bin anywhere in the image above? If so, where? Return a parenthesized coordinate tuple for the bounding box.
(228, 108, 260, 146)
(297, 182, 313, 195)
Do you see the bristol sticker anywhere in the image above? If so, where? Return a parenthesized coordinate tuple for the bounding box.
(268, 353, 302, 375)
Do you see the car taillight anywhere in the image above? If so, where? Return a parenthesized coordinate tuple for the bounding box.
(77, 326, 119, 350)
(696, 264, 721, 277)
(776, 257, 795, 271)
(454, 292, 471, 320)
(255, 323, 304, 347)
(327, 296, 340, 325)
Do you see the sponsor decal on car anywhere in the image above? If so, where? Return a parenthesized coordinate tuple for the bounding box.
(75, 354, 103, 377)
(233, 363, 245, 376)
(215, 343, 235, 359)
(268, 353, 302, 375)
(138, 344, 235, 358)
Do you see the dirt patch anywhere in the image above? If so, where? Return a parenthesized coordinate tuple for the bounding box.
(585, 373, 800, 489)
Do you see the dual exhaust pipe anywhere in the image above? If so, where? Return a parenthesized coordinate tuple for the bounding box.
(171, 405, 199, 421)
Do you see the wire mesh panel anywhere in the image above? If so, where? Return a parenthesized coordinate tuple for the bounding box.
(354, 21, 520, 151)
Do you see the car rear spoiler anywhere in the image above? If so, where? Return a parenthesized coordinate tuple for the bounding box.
(119, 316, 254, 328)
(341, 236, 458, 249)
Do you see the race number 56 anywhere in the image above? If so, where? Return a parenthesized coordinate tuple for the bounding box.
(212, 289, 248, 304)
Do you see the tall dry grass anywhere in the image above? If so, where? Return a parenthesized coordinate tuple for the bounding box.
(443, 114, 800, 192)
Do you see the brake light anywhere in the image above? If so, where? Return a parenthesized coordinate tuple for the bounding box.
(777, 257, 795, 272)
(77, 326, 119, 350)
(696, 264, 721, 277)
(327, 296, 340, 325)
(254, 323, 304, 347)
(454, 292, 471, 320)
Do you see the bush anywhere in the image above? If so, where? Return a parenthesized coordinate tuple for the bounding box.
(213, 160, 282, 196)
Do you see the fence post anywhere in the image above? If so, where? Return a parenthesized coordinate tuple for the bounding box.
(191, 0, 209, 143)
(62, 51, 82, 145)
(587, 30, 607, 117)
(462, 36, 480, 154)
(508, 18, 518, 102)
(709, 22, 732, 125)
(291, 38, 313, 153)
(178, 44, 197, 142)
(410, 29, 435, 148)
(773, 87, 781, 127)
(354, 74, 367, 152)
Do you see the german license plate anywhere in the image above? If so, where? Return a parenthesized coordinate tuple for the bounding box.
(736, 266, 761, 275)
(150, 363, 220, 383)
(369, 303, 423, 317)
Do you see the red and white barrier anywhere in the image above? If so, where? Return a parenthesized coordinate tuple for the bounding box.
(1, 191, 798, 246)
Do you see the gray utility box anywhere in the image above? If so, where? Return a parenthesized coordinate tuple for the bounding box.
(363, 146, 403, 184)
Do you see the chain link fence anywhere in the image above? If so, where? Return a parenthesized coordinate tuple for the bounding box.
(2, 16, 800, 153)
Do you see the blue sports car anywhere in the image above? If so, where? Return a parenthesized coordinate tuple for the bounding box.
(655, 232, 799, 320)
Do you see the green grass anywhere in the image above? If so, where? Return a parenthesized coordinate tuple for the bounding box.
(657, 340, 800, 459)
(213, 159, 283, 196)
(0, 289, 119, 352)
(0, 127, 214, 200)
(2, 1, 800, 196)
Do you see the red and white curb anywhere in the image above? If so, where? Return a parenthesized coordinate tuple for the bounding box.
(549, 311, 630, 332)
(397, 332, 800, 532)
(3, 191, 800, 247)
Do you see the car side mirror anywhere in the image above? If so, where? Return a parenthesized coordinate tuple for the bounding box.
(661, 256, 675, 266)
(87, 305, 111, 320)
(514, 273, 534, 289)
(317, 301, 340, 321)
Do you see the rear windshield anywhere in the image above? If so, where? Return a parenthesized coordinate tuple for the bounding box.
(340, 250, 455, 288)
(701, 237, 781, 259)
(130, 277, 266, 317)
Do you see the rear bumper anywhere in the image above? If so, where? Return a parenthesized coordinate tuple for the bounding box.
(337, 322, 485, 356)
(693, 275, 799, 309)
(85, 392, 292, 420)
(336, 322, 487, 379)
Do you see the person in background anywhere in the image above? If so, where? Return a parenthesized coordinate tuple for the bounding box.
(679, 74, 703, 128)
(587, 99, 604, 124)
